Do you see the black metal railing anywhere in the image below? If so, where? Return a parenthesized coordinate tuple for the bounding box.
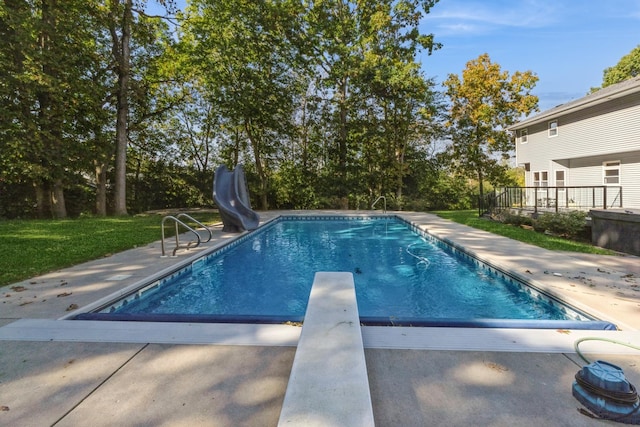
(480, 186, 623, 216)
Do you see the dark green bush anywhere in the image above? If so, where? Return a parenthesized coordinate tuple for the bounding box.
(532, 211, 587, 238)
(505, 212, 533, 227)
(493, 211, 532, 227)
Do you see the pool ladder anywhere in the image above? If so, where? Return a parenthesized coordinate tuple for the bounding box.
(161, 213, 213, 257)
(371, 196, 387, 213)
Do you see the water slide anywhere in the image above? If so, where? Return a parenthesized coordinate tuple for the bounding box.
(213, 164, 260, 232)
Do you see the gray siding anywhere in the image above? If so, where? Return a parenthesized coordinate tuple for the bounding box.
(622, 152, 640, 208)
(515, 92, 640, 208)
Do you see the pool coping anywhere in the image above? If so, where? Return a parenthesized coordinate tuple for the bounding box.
(2, 318, 640, 355)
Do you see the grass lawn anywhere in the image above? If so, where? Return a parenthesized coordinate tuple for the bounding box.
(433, 210, 614, 254)
(0, 212, 220, 288)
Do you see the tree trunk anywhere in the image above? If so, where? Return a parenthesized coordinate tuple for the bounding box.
(244, 121, 268, 210)
(50, 178, 67, 218)
(113, 0, 132, 216)
(95, 161, 107, 216)
(38, 0, 67, 218)
(34, 182, 48, 219)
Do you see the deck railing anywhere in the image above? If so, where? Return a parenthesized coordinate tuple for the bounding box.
(479, 186, 623, 216)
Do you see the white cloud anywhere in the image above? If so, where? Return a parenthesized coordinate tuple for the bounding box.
(424, 0, 561, 35)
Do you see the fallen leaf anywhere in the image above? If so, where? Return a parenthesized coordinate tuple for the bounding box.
(57, 292, 72, 298)
(10, 286, 26, 292)
(485, 362, 509, 372)
(66, 304, 79, 311)
(0, 405, 9, 411)
(556, 329, 571, 334)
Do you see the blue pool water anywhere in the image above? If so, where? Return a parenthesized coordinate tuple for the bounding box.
(89, 216, 610, 327)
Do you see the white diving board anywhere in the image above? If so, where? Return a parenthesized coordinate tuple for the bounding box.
(278, 272, 375, 427)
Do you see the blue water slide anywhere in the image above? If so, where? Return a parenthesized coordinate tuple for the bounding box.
(213, 164, 260, 232)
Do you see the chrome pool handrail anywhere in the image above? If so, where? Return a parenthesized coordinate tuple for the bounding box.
(372, 196, 387, 213)
(161, 215, 202, 257)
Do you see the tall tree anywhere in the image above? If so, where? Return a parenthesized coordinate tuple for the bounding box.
(106, 0, 176, 215)
(444, 53, 538, 200)
(183, 0, 303, 209)
(0, 0, 104, 218)
(108, 0, 134, 215)
(303, 0, 441, 207)
(0, 0, 40, 213)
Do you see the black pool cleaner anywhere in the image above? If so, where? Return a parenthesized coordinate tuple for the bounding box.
(573, 337, 640, 424)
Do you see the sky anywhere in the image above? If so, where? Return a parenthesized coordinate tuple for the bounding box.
(420, 0, 640, 112)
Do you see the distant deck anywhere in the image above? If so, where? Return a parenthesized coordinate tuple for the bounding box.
(481, 186, 623, 216)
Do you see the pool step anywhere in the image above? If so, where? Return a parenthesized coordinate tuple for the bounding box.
(277, 272, 375, 427)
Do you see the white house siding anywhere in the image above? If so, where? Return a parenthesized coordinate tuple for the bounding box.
(515, 91, 640, 208)
(622, 152, 640, 208)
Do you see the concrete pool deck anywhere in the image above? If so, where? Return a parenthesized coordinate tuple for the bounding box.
(1, 210, 640, 426)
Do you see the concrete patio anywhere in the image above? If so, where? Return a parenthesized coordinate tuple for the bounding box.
(1, 211, 639, 426)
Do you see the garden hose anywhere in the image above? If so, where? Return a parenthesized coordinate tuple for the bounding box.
(574, 337, 640, 365)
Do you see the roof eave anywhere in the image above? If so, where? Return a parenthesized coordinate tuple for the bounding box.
(508, 77, 640, 131)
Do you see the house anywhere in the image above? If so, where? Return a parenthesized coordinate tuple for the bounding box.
(508, 75, 640, 209)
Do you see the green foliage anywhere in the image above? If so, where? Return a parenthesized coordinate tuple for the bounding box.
(494, 211, 533, 227)
(532, 211, 588, 238)
(272, 162, 320, 209)
(1, 0, 539, 218)
(601, 45, 640, 88)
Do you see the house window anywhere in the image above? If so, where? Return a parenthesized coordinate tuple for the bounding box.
(555, 170, 565, 187)
(520, 129, 528, 143)
(548, 120, 558, 137)
(603, 161, 620, 185)
(533, 171, 548, 187)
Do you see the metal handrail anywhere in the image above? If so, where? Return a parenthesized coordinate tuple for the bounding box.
(175, 213, 213, 243)
(489, 186, 622, 214)
(372, 196, 387, 213)
(161, 215, 202, 257)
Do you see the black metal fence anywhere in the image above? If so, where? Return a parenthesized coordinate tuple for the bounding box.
(479, 186, 623, 216)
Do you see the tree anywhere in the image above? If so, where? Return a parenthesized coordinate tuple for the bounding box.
(303, 0, 441, 207)
(106, 0, 177, 215)
(444, 53, 538, 201)
(0, 0, 106, 218)
(183, 0, 303, 210)
(601, 45, 640, 88)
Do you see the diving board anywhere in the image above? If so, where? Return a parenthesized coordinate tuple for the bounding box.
(278, 272, 375, 427)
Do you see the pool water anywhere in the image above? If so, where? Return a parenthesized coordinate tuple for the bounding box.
(99, 217, 592, 324)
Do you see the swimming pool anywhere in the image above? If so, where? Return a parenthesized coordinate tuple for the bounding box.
(76, 215, 615, 329)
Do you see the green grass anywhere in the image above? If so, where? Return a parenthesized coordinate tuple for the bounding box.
(433, 210, 615, 254)
(0, 212, 220, 288)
